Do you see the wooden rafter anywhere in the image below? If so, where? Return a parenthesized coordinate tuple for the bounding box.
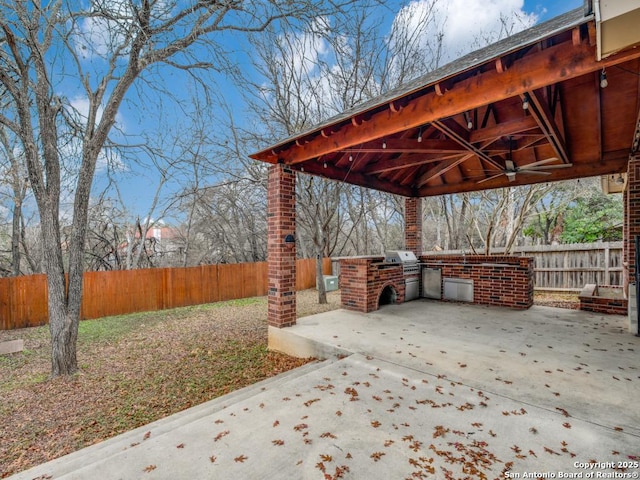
(362, 153, 462, 175)
(417, 154, 475, 187)
(431, 119, 503, 170)
(521, 90, 570, 164)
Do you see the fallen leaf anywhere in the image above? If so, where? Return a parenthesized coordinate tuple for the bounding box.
(370, 452, 385, 462)
(234, 455, 248, 463)
(143, 465, 156, 472)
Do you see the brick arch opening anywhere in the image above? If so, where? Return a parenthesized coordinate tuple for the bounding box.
(378, 283, 399, 308)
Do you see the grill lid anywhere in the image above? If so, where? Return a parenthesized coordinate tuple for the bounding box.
(384, 250, 418, 264)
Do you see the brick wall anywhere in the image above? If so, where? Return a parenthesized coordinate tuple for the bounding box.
(339, 257, 407, 313)
(420, 255, 534, 309)
(579, 284, 627, 315)
(404, 197, 422, 255)
(267, 164, 297, 328)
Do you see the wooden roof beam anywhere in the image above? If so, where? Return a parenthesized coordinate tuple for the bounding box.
(342, 138, 464, 155)
(470, 116, 539, 144)
(297, 162, 414, 197)
(522, 90, 570, 164)
(362, 152, 463, 175)
(417, 154, 474, 187)
(261, 37, 640, 165)
(417, 150, 630, 196)
(432, 119, 503, 170)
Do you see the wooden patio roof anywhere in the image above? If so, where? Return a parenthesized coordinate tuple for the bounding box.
(250, 8, 640, 198)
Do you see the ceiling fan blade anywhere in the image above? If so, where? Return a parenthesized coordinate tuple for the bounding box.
(524, 163, 573, 171)
(521, 157, 560, 168)
(518, 170, 552, 175)
(477, 173, 505, 184)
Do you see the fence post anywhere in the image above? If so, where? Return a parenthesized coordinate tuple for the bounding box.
(604, 243, 610, 285)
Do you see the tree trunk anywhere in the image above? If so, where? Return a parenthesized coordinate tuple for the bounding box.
(11, 200, 21, 276)
(41, 210, 78, 376)
(316, 252, 327, 304)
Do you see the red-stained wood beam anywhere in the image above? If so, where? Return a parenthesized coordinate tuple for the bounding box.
(362, 152, 463, 175)
(298, 162, 414, 197)
(417, 154, 475, 187)
(522, 90, 570, 164)
(417, 150, 630, 196)
(253, 39, 640, 165)
(432, 119, 503, 170)
(342, 138, 464, 155)
(470, 115, 540, 144)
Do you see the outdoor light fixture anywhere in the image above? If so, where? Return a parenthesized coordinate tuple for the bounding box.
(349, 154, 353, 162)
(600, 68, 608, 88)
(323, 162, 327, 168)
(284, 234, 295, 247)
(417, 128, 423, 143)
(522, 95, 529, 110)
(382, 140, 387, 149)
(467, 119, 473, 129)
(616, 174, 625, 185)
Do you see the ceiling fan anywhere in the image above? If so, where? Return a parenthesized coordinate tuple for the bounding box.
(477, 157, 573, 184)
(476, 137, 572, 184)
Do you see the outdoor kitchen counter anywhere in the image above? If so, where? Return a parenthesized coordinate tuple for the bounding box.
(419, 255, 535, 309)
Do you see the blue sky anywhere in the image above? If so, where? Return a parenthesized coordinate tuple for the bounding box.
(90, 0, 586, 223)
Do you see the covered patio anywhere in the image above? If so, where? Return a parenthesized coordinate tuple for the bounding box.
(250, 4, 640, 332)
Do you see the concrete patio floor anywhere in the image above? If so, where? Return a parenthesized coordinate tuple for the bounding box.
(10, 301, 640, 479)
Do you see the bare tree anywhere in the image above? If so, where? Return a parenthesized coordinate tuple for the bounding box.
(0, 126, 31, 275)
(0, 0, 354, 377)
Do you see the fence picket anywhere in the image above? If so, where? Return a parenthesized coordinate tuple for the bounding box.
(0, 258, 331, 330)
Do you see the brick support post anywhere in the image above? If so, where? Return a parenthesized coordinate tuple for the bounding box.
(267, 164, 296, 328)
(404, 197, 422, 255)
(625, 156, 640, 293)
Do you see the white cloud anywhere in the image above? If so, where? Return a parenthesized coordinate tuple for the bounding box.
(61, 96, 127, 174)
(392, 0, 538, 68)
(68, 95, 125, 134)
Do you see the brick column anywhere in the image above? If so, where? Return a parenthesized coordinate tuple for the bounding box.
(404, 197, 422, 255)
(267, 164, 296, 328)
(625, 156, 640, 291)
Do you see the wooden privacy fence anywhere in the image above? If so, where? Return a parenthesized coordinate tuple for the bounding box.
(330, 242, 623, 292)
(424, 242, 623, 291)
(0, 258, 330, 330)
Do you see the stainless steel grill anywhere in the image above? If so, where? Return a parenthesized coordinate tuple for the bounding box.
(384, 250, 420, 275)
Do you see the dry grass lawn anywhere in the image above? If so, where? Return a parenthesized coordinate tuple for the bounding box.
(0, 290, 340, 478)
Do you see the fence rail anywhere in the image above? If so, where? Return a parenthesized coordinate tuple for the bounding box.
(429, 242, 624, 291)
(330, 242, 624, 292)
(0, 258, 330, 330)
